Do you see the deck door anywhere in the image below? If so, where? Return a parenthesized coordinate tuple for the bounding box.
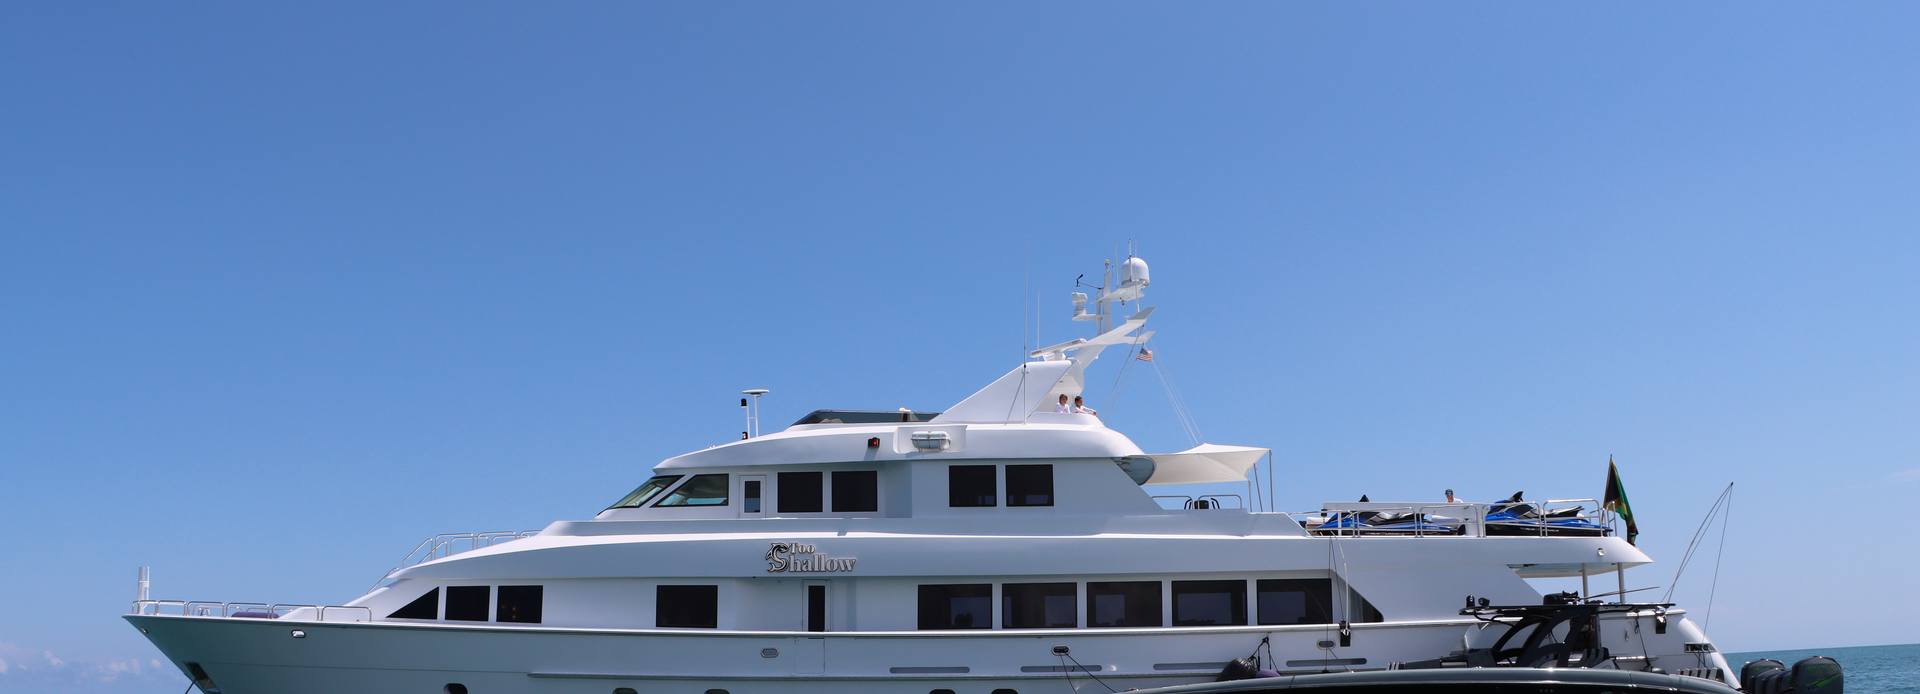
(739, 475, 766, 517)
(795, 580, 829, 674)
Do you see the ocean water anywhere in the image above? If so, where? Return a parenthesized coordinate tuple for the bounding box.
(1726, 643, 1918, 692)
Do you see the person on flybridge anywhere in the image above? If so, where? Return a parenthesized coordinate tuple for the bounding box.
(1073, 395, 1098, 416)
(1055, 394, 1072, 413)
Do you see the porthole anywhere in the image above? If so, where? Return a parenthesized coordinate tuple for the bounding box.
(705, 690, 731, 694)
(445, 685, 468, 694)
(930, 690, 957, 694)
(992, 689, 1019, 694)
(614, 689, 637, 694)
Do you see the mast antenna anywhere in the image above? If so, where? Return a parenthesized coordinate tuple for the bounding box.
(741, 389, 769, 438)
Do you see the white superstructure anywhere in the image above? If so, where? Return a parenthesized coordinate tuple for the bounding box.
(129, 254, 1736, 694)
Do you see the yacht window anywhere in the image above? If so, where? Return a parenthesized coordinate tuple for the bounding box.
(1349, 586, 1385, 623)
(778, 471, 824, 513)
(608, 475, 683, 509)
(1005, 464, 1053, 507)
(832, 470, 878, 512)
(1258, 578, 1333, 625)
(388, 587, 439, 620)
(1087, 581, 1162, 628)
(807, 584, 828, 632)
(445, 585, 489, 622)
(948, 465, 996, 507)
(1001, 582, 1076, 629)
(1172, 580, 1247, 626)
(656, 474, 730, 507)
(743, 480, 763, 513)
(657, 585, 719, 628)
(496, 585, 542, 624)
(917, 584, 992, 629)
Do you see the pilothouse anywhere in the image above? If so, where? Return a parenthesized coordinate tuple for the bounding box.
(128, 252, 1740, 694)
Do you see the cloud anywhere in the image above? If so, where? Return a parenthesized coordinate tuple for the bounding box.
(0, 643, 176, 689)
(1893, 468, 1920, 482)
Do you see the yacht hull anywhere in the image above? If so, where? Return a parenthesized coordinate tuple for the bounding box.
(129, 614, 1730, 694)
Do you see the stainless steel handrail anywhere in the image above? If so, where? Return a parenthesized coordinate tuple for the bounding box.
(132, 600, 373, 623)
(373, 530, 539, 588)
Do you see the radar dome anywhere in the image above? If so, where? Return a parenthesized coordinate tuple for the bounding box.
(1120, 256, 1150, 289)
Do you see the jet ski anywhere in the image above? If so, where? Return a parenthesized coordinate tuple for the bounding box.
(1484, 491, 1612, 537)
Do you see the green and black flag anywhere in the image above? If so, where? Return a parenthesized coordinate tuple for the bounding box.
(1603, 456, 1638, 545)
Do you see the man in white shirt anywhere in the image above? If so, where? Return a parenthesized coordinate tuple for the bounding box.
(1055, 394, 1072, 413)
(1072, 395, 1098, 416)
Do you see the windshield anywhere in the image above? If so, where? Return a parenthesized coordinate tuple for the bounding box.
(655, 474, 730, 507)
(608, 475, 683, 509)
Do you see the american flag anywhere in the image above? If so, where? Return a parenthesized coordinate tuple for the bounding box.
(1136, 348, 1153, 362)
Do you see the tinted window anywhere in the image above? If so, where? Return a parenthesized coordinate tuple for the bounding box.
(1087, 581, 1161, 627)
(657, 585, 719, 628)
(445, 585, 489, 621)
(609, 475, 683, 509)
(1258, 578, 1333, 625)
(657, 474, 729, 507)
(496, 585, 542, 624)
(917, 584, 992, 629)
(832, 470, 878, 513)
(388, 587, 438, 620)
(779, 472, 823, 513)
(807, 584, 827, 632)
(1002, 582, 1076, 628)
(948, 465, 996, 507)
(743, 480, 762, 513)
(1005, 464, 1053, 506)
(792, 409, 942, 425)
(1173, 580, 1247, 626)
(1349, 587, 1385, 623)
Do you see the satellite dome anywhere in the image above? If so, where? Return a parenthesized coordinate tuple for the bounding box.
(1120, 256, 1150, 289)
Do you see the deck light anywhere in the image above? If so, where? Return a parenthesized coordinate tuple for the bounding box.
(867, 437, 881, 449)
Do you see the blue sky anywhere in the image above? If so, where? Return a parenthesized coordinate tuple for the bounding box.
(4, 2, 1917, 691)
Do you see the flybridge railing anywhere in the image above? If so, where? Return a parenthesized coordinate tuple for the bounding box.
(1290, 499, 1614, 538)
(130, 600, 372, 622)
(373, 530, 540, 588)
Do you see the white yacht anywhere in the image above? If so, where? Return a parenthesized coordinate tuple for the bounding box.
(129, 254, 1737, 694)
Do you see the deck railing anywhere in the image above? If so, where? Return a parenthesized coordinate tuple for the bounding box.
(372, 530, 539, 588)
(1289, 499, 1614, 538)
(131, 599, 372, 622)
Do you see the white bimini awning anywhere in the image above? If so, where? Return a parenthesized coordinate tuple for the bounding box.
(1141, 443, 1269, 485)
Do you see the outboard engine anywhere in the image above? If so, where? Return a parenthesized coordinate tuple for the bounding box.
(1741, 656, 1842, 694)
(1792, 656, 1843, 694)
(1741, 660, 1786, 694)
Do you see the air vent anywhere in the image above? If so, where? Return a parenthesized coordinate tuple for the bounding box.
(910, 431, 951, 451)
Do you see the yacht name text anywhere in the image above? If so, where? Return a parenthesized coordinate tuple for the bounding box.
(765, 543, 856, 573)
